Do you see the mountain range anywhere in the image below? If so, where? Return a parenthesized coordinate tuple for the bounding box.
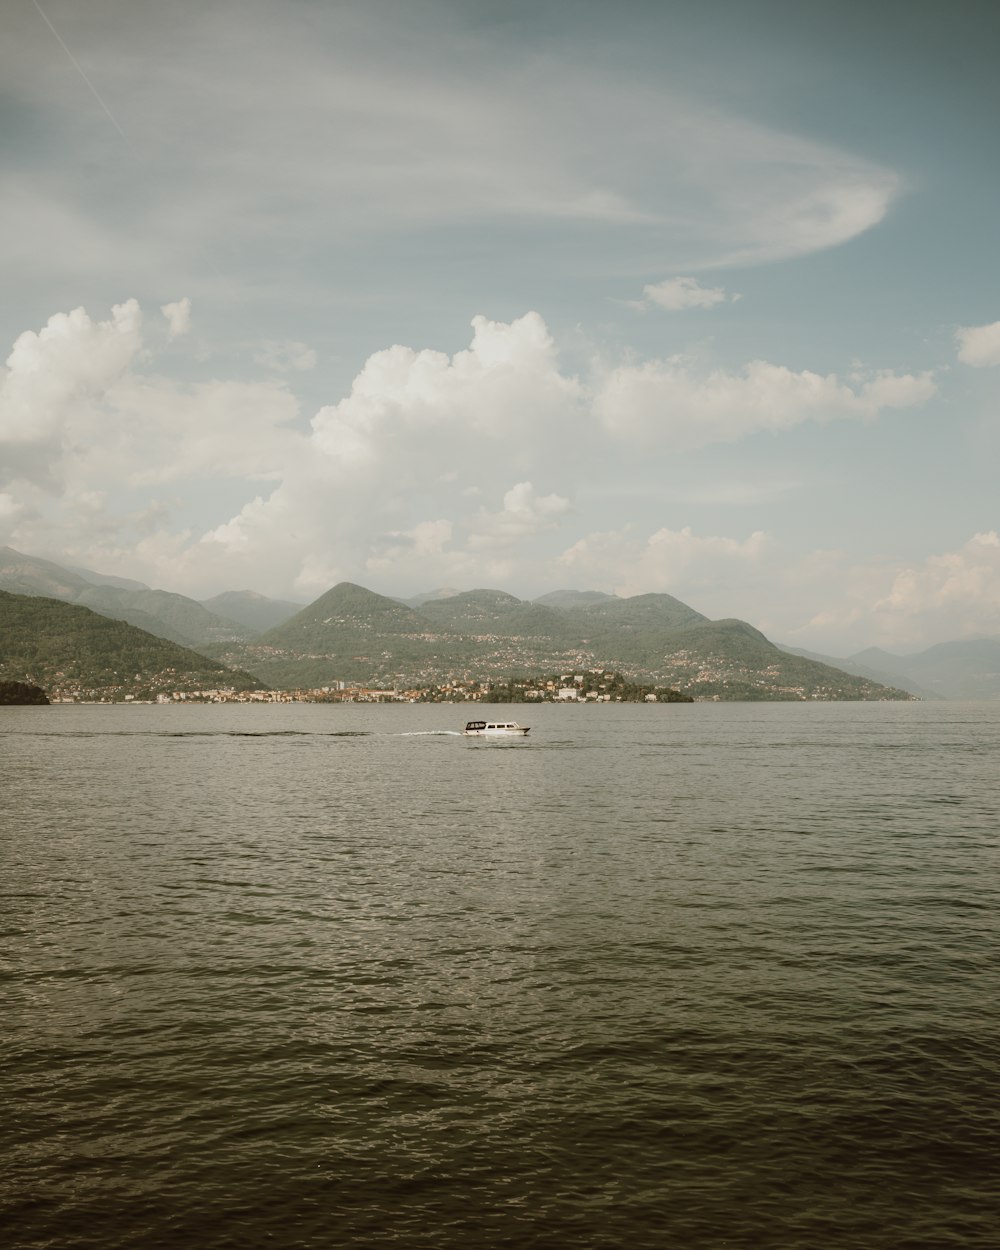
(3, 544, 998, 699)
(195, 582, 906, 700)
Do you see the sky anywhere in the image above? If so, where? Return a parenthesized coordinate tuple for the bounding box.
(2, 0, 999, 655)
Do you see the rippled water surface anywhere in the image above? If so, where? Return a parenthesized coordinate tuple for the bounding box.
(3, 701, 1000, 1248)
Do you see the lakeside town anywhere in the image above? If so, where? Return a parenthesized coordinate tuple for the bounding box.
(37, 656, 885, 704)
(43, 670, 695, 704)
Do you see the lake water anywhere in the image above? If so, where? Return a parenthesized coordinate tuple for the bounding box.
(3, 700, 999, 1248)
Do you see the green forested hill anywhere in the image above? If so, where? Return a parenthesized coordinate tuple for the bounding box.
(629, 619, 904, 699)
(275, 581, 432, 644)
(0, 591, 266, 701)
(575, 591, 708, 633)
(532, 590, 617, 609)
(416, 589, 577, 639)
(202, 582, 471, 689)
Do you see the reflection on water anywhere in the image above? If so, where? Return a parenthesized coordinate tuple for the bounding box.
(3, 701, 999, 1248)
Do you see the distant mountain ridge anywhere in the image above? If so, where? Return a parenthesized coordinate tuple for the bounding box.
(857, 638, 1000, 701)
(67, 564, 149, 592)
(777, 644, 942, 700)
(200, 589, 304, 633)
(780, 638, 1000, 701)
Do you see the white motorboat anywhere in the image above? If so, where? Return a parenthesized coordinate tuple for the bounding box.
(463, 720, 530, 737)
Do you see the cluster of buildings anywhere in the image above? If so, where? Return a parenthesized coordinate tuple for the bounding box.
(141, 670, 675, 704)
(153, 686, 413, 704)
(421, 671, 678, 702)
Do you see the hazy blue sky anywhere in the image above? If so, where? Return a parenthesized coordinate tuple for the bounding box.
(2, 0, 999, 653)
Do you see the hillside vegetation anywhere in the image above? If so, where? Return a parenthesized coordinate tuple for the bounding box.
(0, 592, 266, 701)
(206, 582, 912, 700)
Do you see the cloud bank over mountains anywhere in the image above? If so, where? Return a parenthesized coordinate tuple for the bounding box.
(5, 294, 996, 651)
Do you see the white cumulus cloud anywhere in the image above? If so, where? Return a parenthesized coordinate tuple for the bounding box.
(874, 532, 1000, 631)
(636, 276, 736, 311)
(559, 525, 768, 599)
(310, 311, 582, 476)
(468, 482, 572, 550)
(955, 321, 1000, 367)
(161, 297, 192, 339)
(595, 357, 935, 449)
(0, 300, 142, 449)
(778, 534, 1000, 653)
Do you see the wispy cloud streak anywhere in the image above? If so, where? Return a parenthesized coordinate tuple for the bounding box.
(30, 0, 131, 147)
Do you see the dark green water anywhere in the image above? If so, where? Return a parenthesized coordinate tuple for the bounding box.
(3, 701, 999, 1248)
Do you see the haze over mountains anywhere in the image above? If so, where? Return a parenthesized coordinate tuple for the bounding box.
(3, 544, 999, 699)
(0, 546, 257, 648)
